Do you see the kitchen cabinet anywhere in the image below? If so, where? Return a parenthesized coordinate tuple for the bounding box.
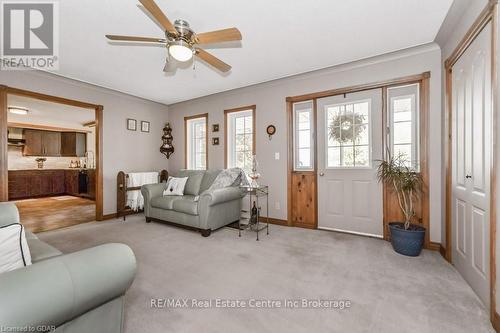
(23, 130, 43, 156)
(64, 170, 79, 196)
(23, 129, 61, 157)
(8, 170, 65, 199)
(61, 132, 86, 157)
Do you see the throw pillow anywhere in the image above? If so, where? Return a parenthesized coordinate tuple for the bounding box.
(163, 177, 188, 196)
(208, 168, 245, 191)
(0, 223, 32, 274)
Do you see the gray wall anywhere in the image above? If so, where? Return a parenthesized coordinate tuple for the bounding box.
(168, 43, 443, 243)
(0, 70, 169, 215)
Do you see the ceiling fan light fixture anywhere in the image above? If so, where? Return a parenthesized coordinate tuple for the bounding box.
(169, 40, 193, 62)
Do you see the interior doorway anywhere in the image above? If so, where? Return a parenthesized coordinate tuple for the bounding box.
(0, 85, 104, 229)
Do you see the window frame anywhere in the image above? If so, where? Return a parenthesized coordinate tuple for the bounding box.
(387, 83, 420, 171)
(324, 98, 373, 169)
(292, 100, 315, 171)
(224, 105, 256, 171)
(184, 113, 208, 170)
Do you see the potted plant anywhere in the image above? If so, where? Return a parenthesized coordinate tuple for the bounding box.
(376, 153, 425, 256)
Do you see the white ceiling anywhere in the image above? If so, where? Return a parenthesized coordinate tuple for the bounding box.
(56, 0, 453, 105)
(7, 95, 94, 127)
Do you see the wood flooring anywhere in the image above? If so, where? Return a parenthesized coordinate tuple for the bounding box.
(13, 196, 95, 232)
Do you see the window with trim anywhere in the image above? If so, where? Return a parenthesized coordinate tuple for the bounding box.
(293, 101, 314, 171)
(185, 115, 207, 170)
(226, 107, 255, 172)
(326, 100, 370, 167)
(387, 84, 420, 170)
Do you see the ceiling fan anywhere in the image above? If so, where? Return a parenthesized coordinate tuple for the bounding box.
(105, 0, 242, 73)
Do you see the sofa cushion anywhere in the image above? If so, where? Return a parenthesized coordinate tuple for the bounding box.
(200, 169, 222, 193)
(176, 170, 205, 195)
(172, 196, 199, 216)
(26, 238, 61, 263)
(151, 196, 181, 210)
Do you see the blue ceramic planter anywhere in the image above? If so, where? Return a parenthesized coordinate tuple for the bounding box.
(389, 222, 426, 257)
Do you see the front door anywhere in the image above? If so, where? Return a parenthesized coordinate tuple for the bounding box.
(316, 89, 383, 237)
(451, 23, 492, 307)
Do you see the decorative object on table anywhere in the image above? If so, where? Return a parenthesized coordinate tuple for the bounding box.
(376, 152, 424, 257)
(238, 185, 269, 240)
(160, 122, 175, 159)
(328, 111, 365, 144)
(127, 118, 137, 131)
(248, 155, 260, 187)
(212, 137, 219, 145)
(141, 121, 150, 133)
(35, 157, 46, 169)
(212, 124, 219, 132)
(250, 201, 258, 227)
(266, 125, 276, 140)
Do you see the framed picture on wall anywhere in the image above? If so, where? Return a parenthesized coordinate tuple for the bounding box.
(212, 124, 219, 132)
(141, 121, 150, 133)
(127, 118, 137, 131)
(212, 137, 219, 145)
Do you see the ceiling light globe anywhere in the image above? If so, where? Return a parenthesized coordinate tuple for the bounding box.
(169, 43, 193, 62)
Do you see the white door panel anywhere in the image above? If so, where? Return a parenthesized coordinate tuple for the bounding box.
(317, 89, 383, 237)
(451, 23, 491, 308)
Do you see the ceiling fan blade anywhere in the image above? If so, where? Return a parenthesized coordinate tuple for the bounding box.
(194, 28, 242, 44)
(195, 48, 231, 72)
(139, 0, 177, 35)
(106, 35, 166, 43)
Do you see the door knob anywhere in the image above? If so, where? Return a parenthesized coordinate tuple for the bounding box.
(319, 172, 325, 177)
(465, 175, 472, 179)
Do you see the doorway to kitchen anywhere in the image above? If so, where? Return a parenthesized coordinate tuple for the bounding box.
(0, 86, 103, 232)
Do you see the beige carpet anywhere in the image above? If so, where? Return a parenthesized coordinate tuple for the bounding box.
(38, 215, 494, 333)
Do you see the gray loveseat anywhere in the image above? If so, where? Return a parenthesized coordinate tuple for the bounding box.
(141, 169, 244, 236)
(0, 202, 137, 333)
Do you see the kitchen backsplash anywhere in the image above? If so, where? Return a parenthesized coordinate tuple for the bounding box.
(8, 146, 79, 170)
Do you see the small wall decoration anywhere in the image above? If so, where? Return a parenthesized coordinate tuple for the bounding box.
(266, 125, 276, 140)
(160, 122, 175, 159)
(212, 137, 220, 145)
(127, 118, 137, 131)
(212, 124, 219, 132)
(141, 121, 150, 133)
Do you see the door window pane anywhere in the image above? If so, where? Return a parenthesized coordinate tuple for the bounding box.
(293, 101, 314, 170)
(326, 100, 371, 168)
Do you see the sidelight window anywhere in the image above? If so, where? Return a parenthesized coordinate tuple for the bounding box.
(293, 101, 314, 171)
(387, 84, 420, 170)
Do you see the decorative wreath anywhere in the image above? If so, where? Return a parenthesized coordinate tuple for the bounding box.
(328, 111, 366, 143)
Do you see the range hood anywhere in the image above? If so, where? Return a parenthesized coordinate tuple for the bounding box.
(7, 128, 25, 146)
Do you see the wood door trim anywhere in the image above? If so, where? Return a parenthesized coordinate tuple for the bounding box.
(184, 113, 209, 169)
(8, 122, 91, 133)
(285, 72, 430, 103)
(444, 0, 498, 322)
(0, 85, 104, 222)
(287, 72, 431, 237)
(223, 105, 256, 168)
